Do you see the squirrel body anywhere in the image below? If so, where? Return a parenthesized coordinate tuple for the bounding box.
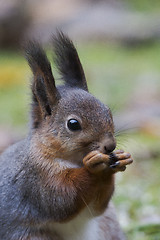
(0, 32, 132, 240)
(0, 141, 124, 240)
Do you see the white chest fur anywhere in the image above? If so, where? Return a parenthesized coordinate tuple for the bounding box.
(52, 208, 101, 240)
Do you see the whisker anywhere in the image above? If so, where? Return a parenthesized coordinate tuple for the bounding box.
(109, 104, 119, 115)
(115, 125, 139, 137)
(81, 196, 94, 218)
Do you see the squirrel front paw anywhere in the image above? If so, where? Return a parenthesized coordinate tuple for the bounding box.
(83, 150, 133, 174)
(108, 150, 133, 172)
(83, 151, 109, 174)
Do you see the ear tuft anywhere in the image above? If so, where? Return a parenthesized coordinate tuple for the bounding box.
(25, 41, 50, 76)
(53, 31, 88, 91)
(25, 41, 60, 106)
(25, 41, 60, 128)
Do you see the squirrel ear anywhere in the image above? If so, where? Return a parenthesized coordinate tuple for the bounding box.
(25, 41, 60, 128)
(53, 31, 88, 91)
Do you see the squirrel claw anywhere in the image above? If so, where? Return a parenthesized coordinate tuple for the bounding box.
(109, 150, 133, 173)
(109, 161, 120, 168)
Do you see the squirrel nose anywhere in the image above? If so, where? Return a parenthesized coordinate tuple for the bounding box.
(100, 138, 116, 154)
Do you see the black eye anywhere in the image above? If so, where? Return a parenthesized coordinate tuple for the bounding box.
(67, 119, 82, 131)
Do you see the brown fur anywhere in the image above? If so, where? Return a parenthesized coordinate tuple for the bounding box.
(30, 130, 115, 221)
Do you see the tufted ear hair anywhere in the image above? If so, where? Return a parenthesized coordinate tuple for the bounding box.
(25, 41, 60, 128)
(53, 31, 88, 91)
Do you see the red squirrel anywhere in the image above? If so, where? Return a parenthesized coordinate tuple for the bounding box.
(0, 32, 133, 240)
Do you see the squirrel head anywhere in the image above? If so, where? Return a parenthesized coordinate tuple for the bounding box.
(25, 32, 116, 164)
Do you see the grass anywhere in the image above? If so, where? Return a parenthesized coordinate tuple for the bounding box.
(127, 224, 160, 240)
(0, 42, 160, 239)
(0, 86, 29, 127)
(125, 0, 160, 12)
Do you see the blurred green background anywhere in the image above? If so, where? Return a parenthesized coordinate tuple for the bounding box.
(0, 0, 160, 239)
